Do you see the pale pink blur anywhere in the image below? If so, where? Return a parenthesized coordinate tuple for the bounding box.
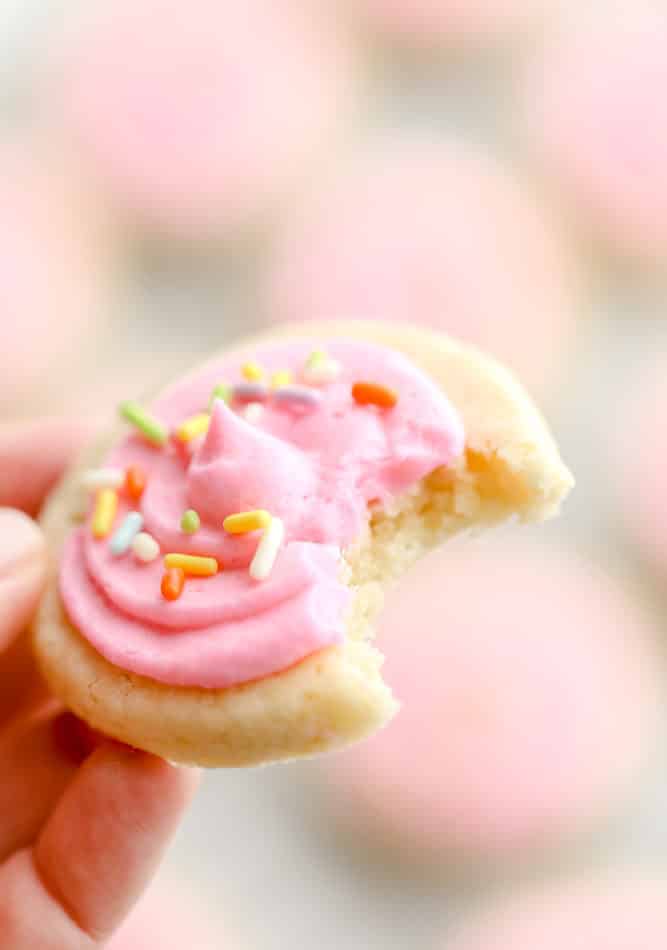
(525, 9, 667, 261)
(445, 872, 667, 949)
(323, 538, 663, 863)
(49, 0, 360, 240)
(263, 135, 578, 395)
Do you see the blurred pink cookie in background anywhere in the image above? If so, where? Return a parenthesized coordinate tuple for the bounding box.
(263, 137, 577, 396)
(49, 0, 360, 242)
(109, 874, 224, 949)
(444, 872, 667, 950)
(615, 362, 667, 583)
(321, 538, 662, 864)
(524, 10, 667, 263)
(0, 141, 112, 417)
(347, 0, 551, 49)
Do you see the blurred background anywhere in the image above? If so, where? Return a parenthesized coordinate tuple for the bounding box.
(2, 0, 667, 946)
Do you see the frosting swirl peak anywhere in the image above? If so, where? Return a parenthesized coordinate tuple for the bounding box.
(187, 399, 315, 526)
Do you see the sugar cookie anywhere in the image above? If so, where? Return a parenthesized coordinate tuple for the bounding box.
(35, 322, 573, 766)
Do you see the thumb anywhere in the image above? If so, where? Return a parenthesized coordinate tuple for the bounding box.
(0, 509, 46, 654)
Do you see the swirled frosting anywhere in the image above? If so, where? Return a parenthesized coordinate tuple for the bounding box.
(59, 340, 464, 688)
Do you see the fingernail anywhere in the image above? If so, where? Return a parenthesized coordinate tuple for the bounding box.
(52, 712, 100, 765)
(0, 508, 44, 577)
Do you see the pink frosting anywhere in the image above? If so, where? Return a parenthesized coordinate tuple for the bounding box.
(60, 340, 464, 688)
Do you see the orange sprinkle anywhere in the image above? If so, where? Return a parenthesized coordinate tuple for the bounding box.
(351, 381, 398, 409)
(161, 567, 185, 601)
(125, 465, 147, 501)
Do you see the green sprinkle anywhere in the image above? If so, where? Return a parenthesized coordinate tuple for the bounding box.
(209, 382, 231, 409)
(119, 401, 168, 446)
(181, 509, 201, 534)
(306, 349, 327, 368)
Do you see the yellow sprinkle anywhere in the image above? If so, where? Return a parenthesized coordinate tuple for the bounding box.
(175, 413, 210, 443)
(270, 369, 292, 389)
(223, 510, 272, 534)
(91, 489, 118, 539)
(164, 553, 218, 576)
(242, 361, 264, 381)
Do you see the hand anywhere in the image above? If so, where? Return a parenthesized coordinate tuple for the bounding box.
(0, 419, 200, 948)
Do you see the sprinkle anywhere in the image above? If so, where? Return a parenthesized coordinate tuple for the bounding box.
(233, 381, 269, 403)
(302, 358, 341, 386)
(109, 511, 144, 556)
(132, 532, 160, 563)
(209, 382, 231, 409)
(243, 402, 264, 424)
(272, 385, 323, 411)
(81, 468, 125, 492)
(270, 369, 292, 389)
(223, 509, 271, 534)
(241, 361, 264, 381)
(91, 489, 118, 539)
(119, 401, 168, 446)
(250, 517, 285, 581)
(175, 412, 210, 443)
(181, 509, 201, 534)
(125, 465, 147, 501)
(351, 381, 398, 409)
(161, 567, 185, 601)
(305, 349, 328, 367)
(164, 553, 218, 576)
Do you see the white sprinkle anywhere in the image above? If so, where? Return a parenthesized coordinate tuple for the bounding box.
(249, 517, 285, 581)
(132, 531, 160, 563)
(243, 402, 265, 424)
(109, 511, 144, 556)
(81, 467, 125, 492)
(302, 358, 341, 386)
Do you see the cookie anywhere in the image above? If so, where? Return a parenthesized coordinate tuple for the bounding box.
(34, 321, 573, 766)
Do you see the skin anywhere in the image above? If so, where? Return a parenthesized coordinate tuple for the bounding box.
(0, 418, 201, 948)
